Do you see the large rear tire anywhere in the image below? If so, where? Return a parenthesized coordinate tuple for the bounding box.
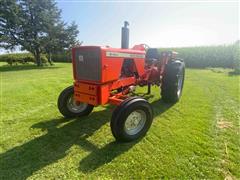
(110, 97, 153, 142)
(161, 60, 185, 103)
(58, 86, 94, 118)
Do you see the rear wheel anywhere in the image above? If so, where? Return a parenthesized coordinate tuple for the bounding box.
(161, 60, 185, 103)
(58, 86, 94, 118)
(110, 97, 153, 142)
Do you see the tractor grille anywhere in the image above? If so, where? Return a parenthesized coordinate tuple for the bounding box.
(74, 47, 101, 81)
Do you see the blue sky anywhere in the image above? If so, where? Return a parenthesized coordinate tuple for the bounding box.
(57, 1, 239, 48)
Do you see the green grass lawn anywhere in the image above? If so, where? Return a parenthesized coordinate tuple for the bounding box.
(0, 63, 239, 179)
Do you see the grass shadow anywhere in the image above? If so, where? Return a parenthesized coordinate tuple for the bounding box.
(78, 98, 174, 173)
(0, 98, 174, 178)
(79, 140, 139, 173)
(0, 64, 60, 72)
(0, 106, 113, 179)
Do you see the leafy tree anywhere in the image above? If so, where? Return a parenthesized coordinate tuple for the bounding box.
(43, 21, 79, 65)
(0, 0, 79, 66)
(43, 21, 65, 65)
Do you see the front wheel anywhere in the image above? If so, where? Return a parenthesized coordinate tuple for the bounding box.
(57, 86, 94, 118)
(110, 97, 153, 142)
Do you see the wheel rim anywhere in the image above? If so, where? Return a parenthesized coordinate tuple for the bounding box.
(67, 95, 88, 113)
(124, 110, 146, 135)
(177, 73, 184, 97)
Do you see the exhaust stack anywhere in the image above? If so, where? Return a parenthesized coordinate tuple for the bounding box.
(121, 21, 129, 49)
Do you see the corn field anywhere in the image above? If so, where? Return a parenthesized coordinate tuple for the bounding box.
(159, 42, 239, 71)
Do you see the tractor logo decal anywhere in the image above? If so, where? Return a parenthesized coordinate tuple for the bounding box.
(106, 51, 145, 59)
(78, 55, 84, 62)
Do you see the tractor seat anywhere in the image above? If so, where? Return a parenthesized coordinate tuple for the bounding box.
(145, 48, 161, 64)
(146, 48, 161, 60)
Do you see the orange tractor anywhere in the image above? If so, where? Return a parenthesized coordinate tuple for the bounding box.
(58, 22, 185, 142)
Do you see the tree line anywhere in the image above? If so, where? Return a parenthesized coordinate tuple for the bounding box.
(0, 0, 79, 66)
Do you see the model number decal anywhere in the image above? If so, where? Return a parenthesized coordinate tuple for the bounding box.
(106, 51, 145, 58)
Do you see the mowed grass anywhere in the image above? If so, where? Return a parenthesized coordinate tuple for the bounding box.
(0, 63, 239, 179)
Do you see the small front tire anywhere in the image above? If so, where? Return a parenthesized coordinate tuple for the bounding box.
(57, 85, 94, 118)
(110, 97, 153, 142)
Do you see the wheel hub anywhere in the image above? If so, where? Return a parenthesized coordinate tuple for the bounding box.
(177, 73, 183, 96)
(67, 95, 88, 113)
(124, 110, 146, 135)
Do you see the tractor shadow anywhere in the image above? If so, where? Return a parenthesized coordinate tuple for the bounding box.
(0, 106, 113, 179)
(0, 99, 174, 179)
(78, 98, 174, 173)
